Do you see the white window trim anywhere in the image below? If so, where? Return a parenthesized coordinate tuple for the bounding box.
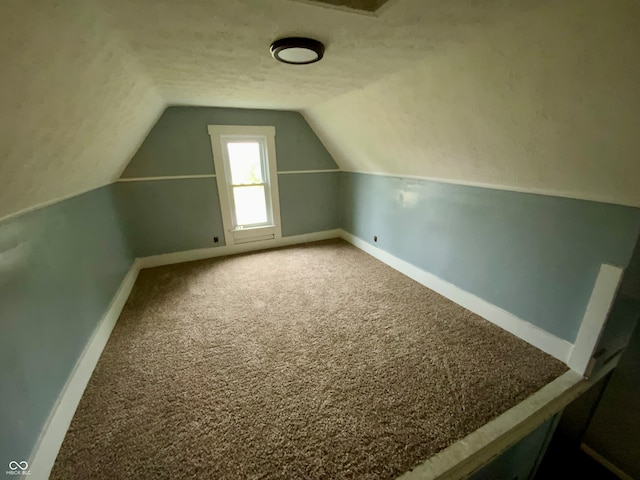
(208, 125, 282, 246)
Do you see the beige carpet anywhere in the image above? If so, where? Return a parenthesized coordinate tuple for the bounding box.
(51, 239, 567, 479)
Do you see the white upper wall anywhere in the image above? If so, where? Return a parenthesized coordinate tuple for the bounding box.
(304, 0, 640, 207)
(0, 0, 163, 220)
(1, 0, 639, 219)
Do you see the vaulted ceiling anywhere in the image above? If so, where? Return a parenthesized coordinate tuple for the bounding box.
(0, 0, 163, 220)
(1, 0, 639, 220)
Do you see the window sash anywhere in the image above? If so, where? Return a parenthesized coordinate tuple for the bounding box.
(231, 184, 270, 228)
(222, 137, 273, 230)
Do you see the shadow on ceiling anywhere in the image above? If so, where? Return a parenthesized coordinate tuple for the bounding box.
(291, 0, 392, 14)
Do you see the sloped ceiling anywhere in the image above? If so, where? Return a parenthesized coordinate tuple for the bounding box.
(0, 0, 163, 220)
(294, 0, 391, 14)
(304, 0, 640, 207)
(100, 0, 541, 109)
(2, 0, 639, 220)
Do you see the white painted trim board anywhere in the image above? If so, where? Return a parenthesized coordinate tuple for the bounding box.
(400, 371, 583, 480)
(138, 229, 341, 268)
(567, 264, 623, 376)
(28, 260, 141, 480)
(401, 356, 619, 480)
(28, 228, 622, 480)
(207, 124, 283, 246)
(0, 183, 111, 224)
(340, 169, 639, 209)
(339, 229, 574, 363)
(117, 174, 216, 182)
(26, 230, 340, 478)
(277, 169, 340, 174)
(27, 230, 342, 478)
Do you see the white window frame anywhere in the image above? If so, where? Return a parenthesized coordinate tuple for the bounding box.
(208, 125, 282, 246)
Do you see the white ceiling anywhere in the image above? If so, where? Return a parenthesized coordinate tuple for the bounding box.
(100, 0, 542, 109)
(304, 0, 640, 206)
(0, 0, 163, 220)
(293, 0, 391, 14)
(1, 0, 639, 220)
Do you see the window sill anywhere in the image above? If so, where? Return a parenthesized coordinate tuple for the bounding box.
(232, 225, 277, 244)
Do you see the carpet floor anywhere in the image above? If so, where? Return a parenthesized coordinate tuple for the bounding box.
(51, 239, 567, 479)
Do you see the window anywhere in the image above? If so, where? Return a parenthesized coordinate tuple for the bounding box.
(208, 125, 282, 245)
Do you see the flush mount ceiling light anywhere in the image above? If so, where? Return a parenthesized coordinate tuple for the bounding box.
(270, 37, 325, 65)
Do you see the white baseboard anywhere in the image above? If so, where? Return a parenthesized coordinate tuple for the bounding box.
(400, 370, 582, 480)
(567, 264, 623, 376)
(28, 227, 593, 479)
(339, 229, 574, 364)
(402, 356, 620, 480)
(26, 230, 341, 478)
(28, 260, 141, 480)
(137, 229, 341, 269)
(398, 356, 623, 480)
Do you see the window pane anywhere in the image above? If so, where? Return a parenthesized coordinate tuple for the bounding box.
(233, 185, 268, 226)
(226, 142, 264, 185)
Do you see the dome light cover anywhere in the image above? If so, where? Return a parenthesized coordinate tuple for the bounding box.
(270, 37, 325, 65)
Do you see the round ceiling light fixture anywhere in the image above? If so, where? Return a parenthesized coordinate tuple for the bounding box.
(270, 37, 325, 65)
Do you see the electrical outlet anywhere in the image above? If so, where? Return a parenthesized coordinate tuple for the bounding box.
(213, 236, 219, 243)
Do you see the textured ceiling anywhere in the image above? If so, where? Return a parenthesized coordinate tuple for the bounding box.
(304, 0, 640, 207)
(0, 0, 163, 220)
(2, 0, 639, 220)
(292, 0, 391, 13)
(99, 0, 543, 110)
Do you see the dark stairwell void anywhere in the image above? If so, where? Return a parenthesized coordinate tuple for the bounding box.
(534, 374, 619, 480)
(537, 234, 640, 479)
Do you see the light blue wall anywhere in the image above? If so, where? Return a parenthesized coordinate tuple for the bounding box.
(469, 416, 557, 479)
(121, 106, 338, 177)
(114, 178, 225, 257)
(340, 172, 640, 342)
(0, 185, 133, 464)
(278, 172, 340, 237)
(117, 107, 340, 256)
